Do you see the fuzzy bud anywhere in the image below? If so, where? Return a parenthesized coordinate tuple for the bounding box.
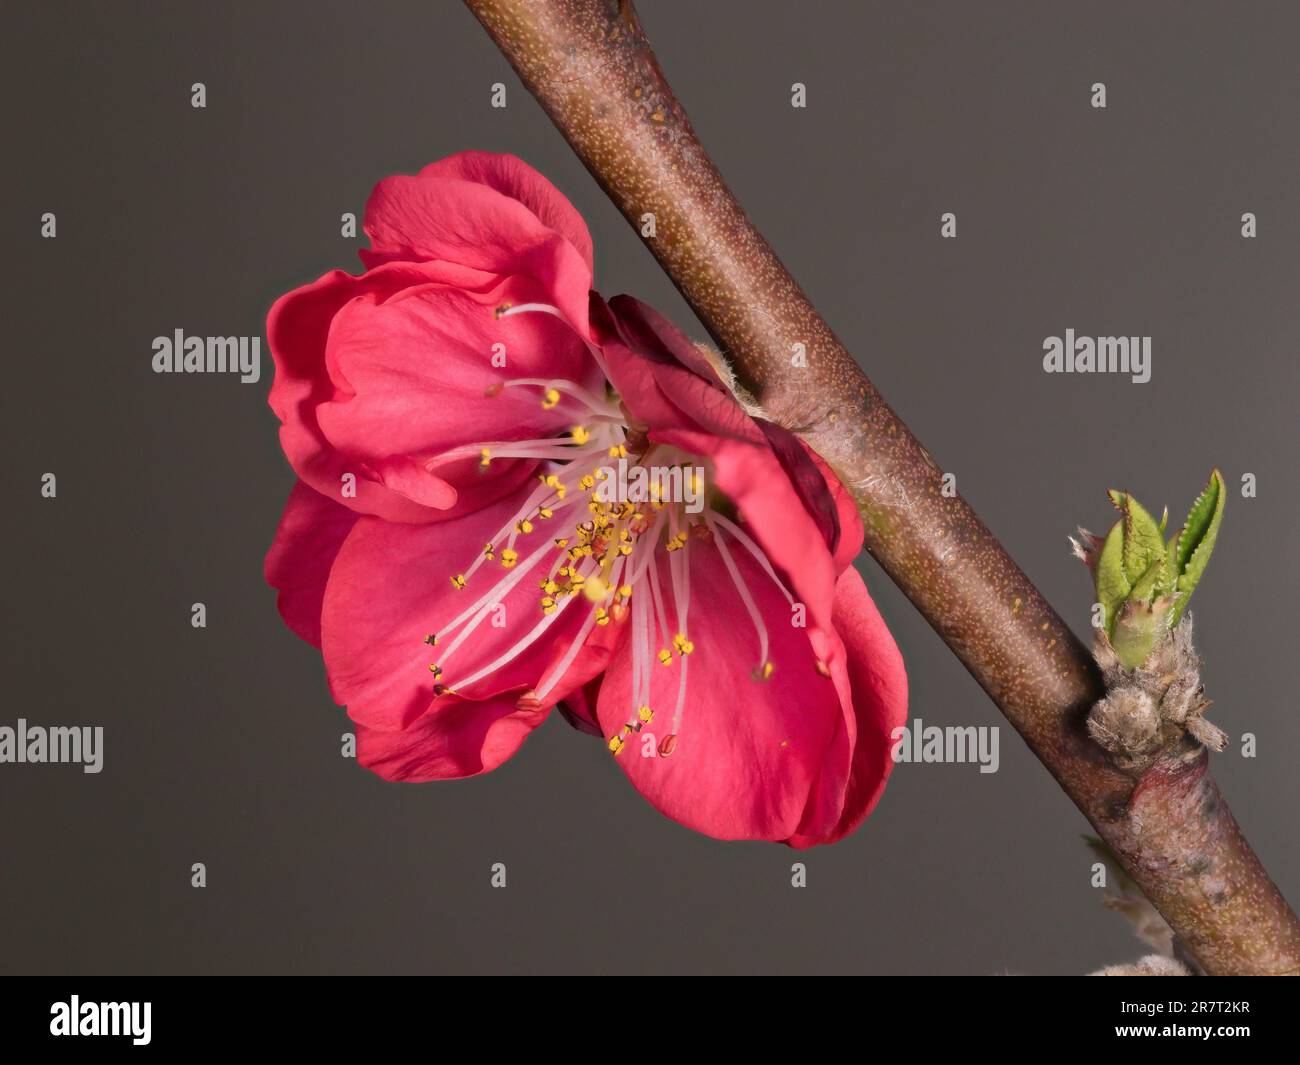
(1088, 689, 1161, 766)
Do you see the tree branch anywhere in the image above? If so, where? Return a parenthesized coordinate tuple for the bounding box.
(463, 0, 1300, 973)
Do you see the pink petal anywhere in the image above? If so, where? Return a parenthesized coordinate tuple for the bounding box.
(787, 566, 908, 847)
(419, 152, 594, 277)
(595, 542, 853, 843)
(264, 481, 359, 648)
(355, 698, 544, 782)
(268, 267, 597, 524)
(360, 165, 593, 335)
(320, 493, 611, 733)
(316, 281, 598, 471)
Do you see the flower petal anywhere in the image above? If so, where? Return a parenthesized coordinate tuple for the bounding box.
(595, 542, 851, 843)
(264, 481, 359, 648)
(419, 152, 594, 277)
(787, 566, 908, 847)
(355, 699, 544, 782)
(361, 162, 592, 334)
(269, 268, 598, 524)
(320, 492, 612, 732)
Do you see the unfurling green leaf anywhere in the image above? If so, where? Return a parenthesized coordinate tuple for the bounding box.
(1108, 490, 1166, 587)
(1169, 469, 1225, 625)
(1080, 470, 1225, 666)
(1095, 522, 1130, 630)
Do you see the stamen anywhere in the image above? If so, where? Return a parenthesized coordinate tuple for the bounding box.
(706, 512, 770, 675)
(708, 513, 796, 605)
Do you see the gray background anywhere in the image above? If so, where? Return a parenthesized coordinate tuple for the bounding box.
(2, 0, 1296, 974)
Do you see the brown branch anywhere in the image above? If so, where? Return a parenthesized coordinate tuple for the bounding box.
(463, 0, 1300, 974)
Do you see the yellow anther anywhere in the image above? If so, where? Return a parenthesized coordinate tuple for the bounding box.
(618, 544, 632, 556)
(515, 519, 534, 535)
(618, 585, 633, 600)
(608, 443, 628, 458)
(451, 574, 467, 590)
(538, 507, 554, 520)
(608, 735, 625, 755)
(673, 633, 695, 655)
(424, 634, 438, 646)
(638, 705, 654, 724)
(554, 537, 569, 549)
(479, 448, 491, 469)
(541, 388, 561, 409)
(658, 649, 672, 666)
(568, 573, 586, 589)
(482, 542, 496, 560)
(594, 608, 610, 626)
(540, 597, 557, 615)
(500, 549, 519, 569)
(571, 425, 591, 445)
(542, 580, 558, 595)
(579, 474, 596, 490)
(761, 661, 775, 680)
(428, 664, 442, 678)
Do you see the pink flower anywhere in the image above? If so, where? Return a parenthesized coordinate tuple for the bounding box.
(266, 154, 908, 846)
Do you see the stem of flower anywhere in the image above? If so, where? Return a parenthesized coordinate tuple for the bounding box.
(462, 0, 1300, 973)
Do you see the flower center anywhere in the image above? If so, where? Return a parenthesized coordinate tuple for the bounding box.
(421, 306, 800, 758)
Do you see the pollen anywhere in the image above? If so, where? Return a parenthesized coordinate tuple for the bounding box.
(541, 388, 561, 410)
(538, 507, 554, 520)
(571, 425, 591, 445)
(594, 607, 610, 626)
(500, 548, 519, 568)
(428, 664, 442, 679)
(608, 734, 626, 756)
(637, 705, 654, 727)
(673, 633, 695, 655)
(479, 448, 491, 469)
(540, 597, 557, 615)
(450, 574, 467, 590)
(482, 542, 496, 560)
(658, 648, 672, 666)
(515, 519, 534, 535)
(608, 443, 628, 458)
